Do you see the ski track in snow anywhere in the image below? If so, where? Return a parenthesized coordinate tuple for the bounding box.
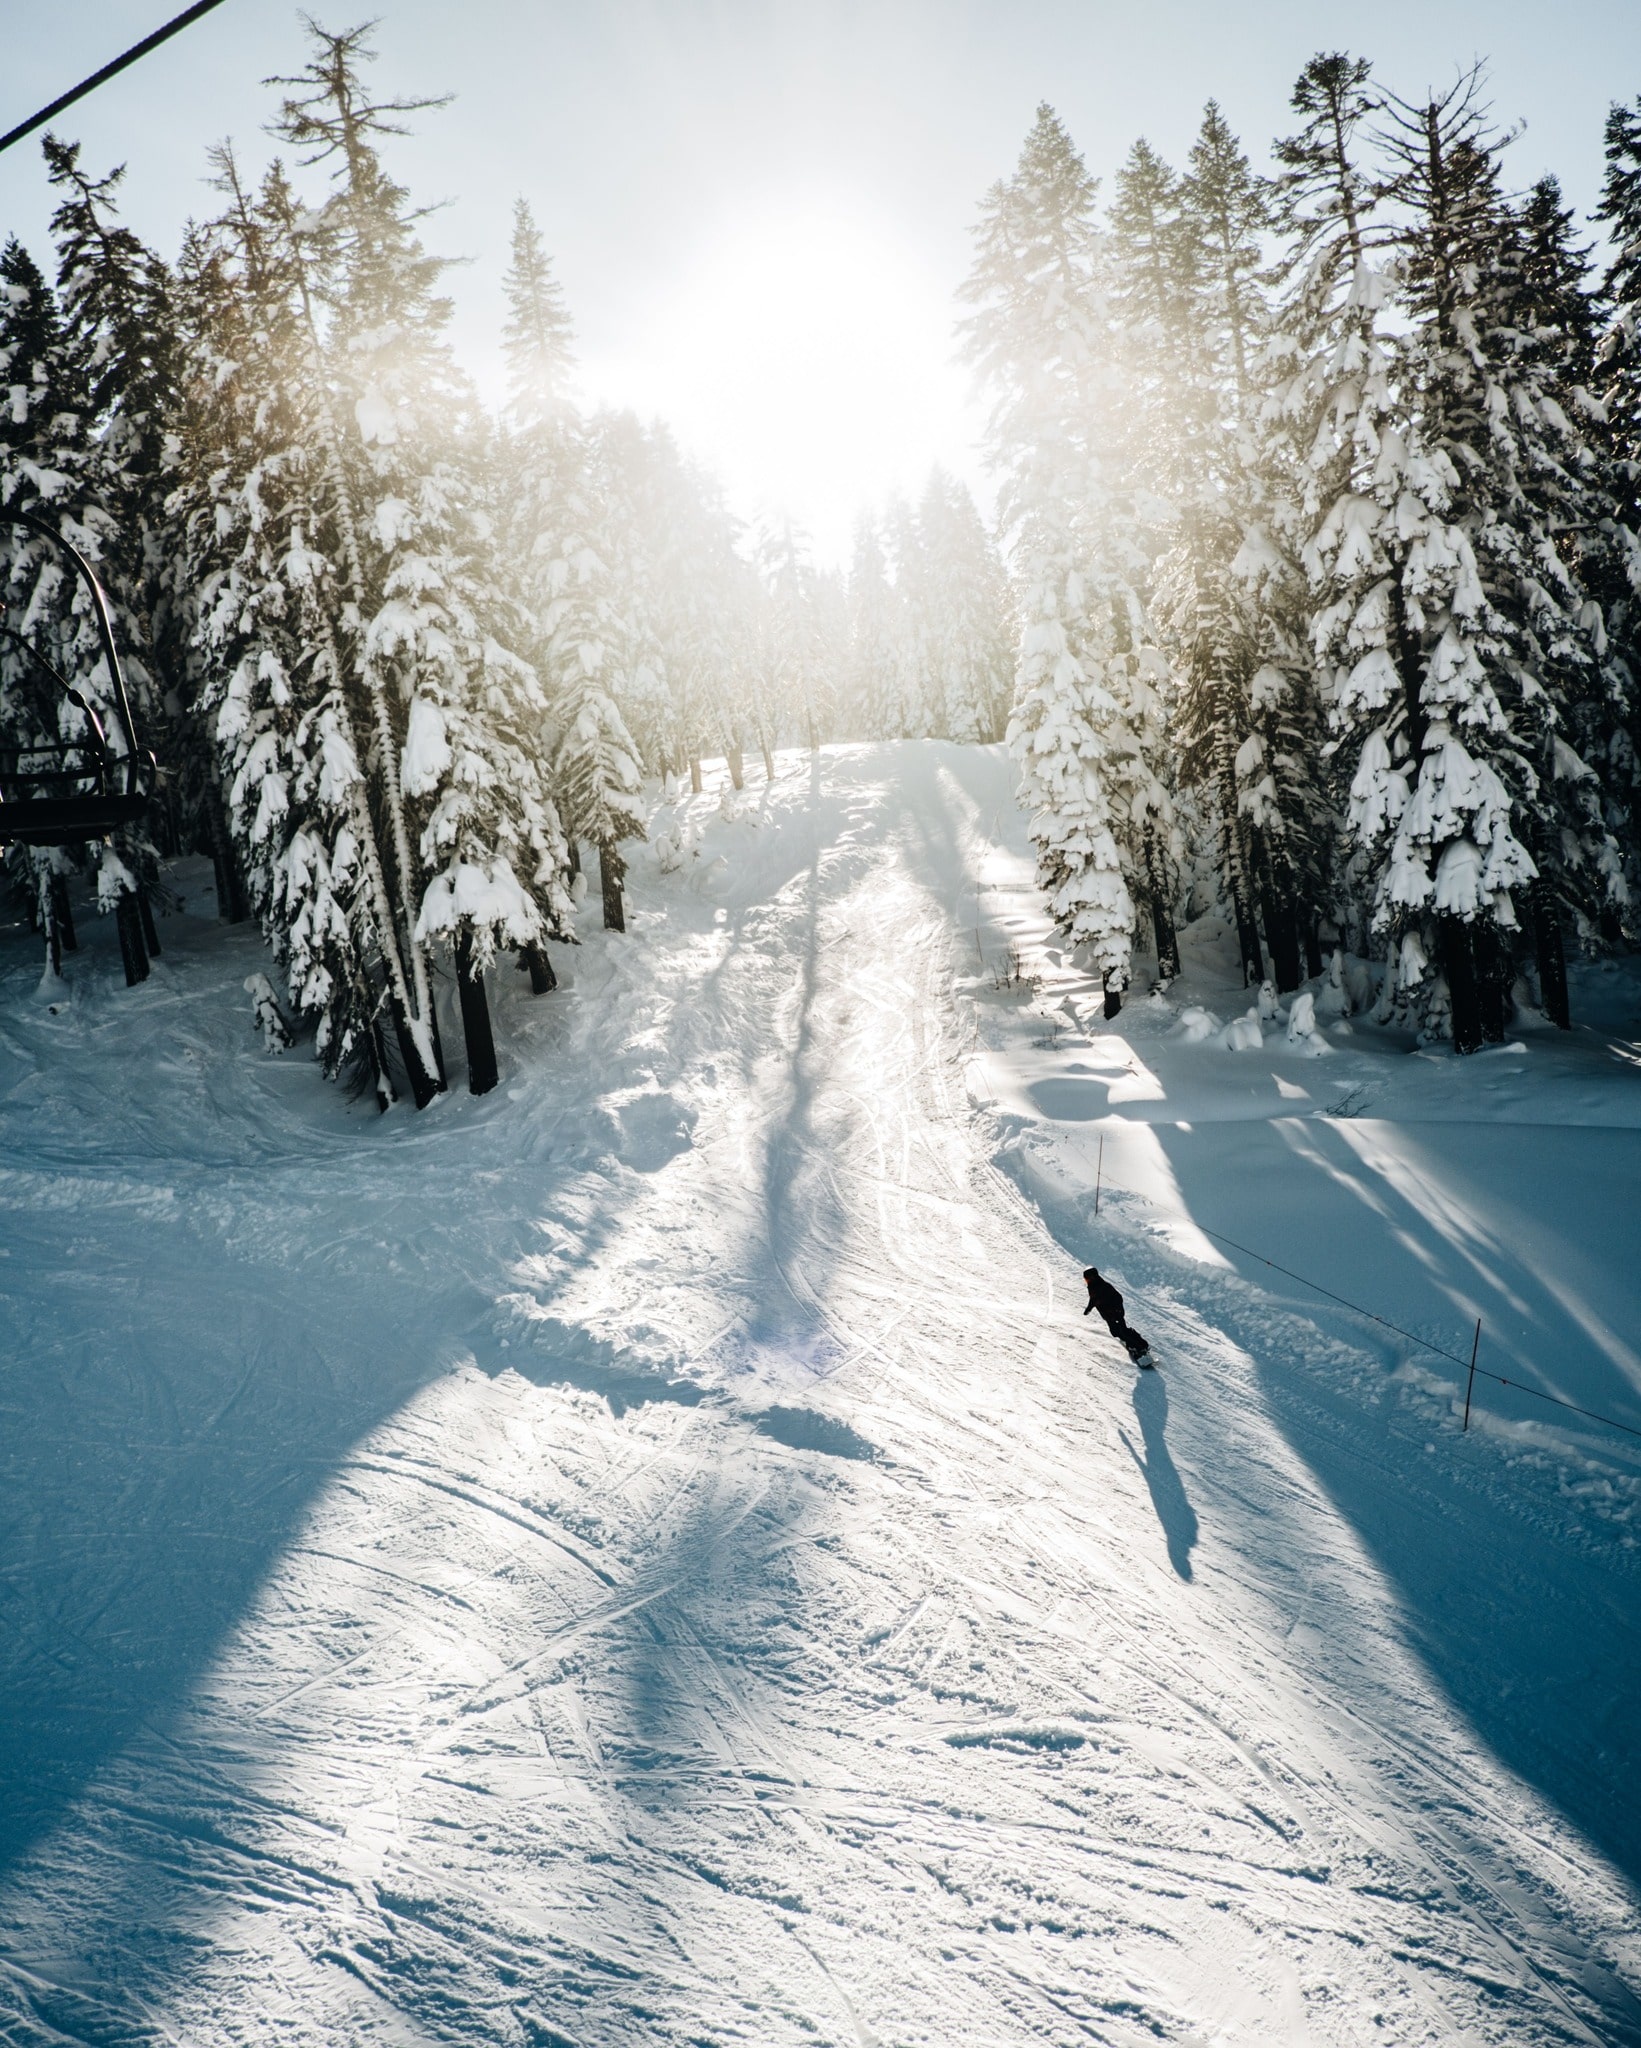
(1, 742, 1639, 2045)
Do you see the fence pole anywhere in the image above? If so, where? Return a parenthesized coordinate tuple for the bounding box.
(1462, 1318, 1481, 1432)
(1095, 1134, 1103, 1218)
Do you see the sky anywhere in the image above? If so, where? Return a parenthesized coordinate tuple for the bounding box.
(3, 1, 1639, 565)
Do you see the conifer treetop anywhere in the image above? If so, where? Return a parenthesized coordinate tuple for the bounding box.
(503, 198, 575, 428)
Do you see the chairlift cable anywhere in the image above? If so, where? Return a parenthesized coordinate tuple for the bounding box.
(0, 0, 236, 160)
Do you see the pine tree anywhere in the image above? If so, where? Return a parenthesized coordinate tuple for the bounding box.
(960, 105, 1177, 1007)
(881, 491, 928, 739)
(759, 519, 830, 752)
(588, 410, 673, 776)
(497, 206, 642, 932)
(268, 21, 567, 1092)
(844, 513, 897, 740)
(42, 138, 188, 909)
(628, 427, 748, 782)
(501, 196, 574, 418)
(0, 152, 168, 984)
(0, 237, 88, 973)
(169, 152, 409, 1097)
(1154, 103, 1335, 992)
(1597, 97, 1641, 525)
(1328, 73, 1620, 1046)
(1593, 103, 1641, 906)
(917, 469, 1014, 743)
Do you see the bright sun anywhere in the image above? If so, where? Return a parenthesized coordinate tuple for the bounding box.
(587, 196, 976, 563)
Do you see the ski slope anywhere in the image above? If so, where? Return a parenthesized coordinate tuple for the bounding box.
(1, 741, 1639, 2046)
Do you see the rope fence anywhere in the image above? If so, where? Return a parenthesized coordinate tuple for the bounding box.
(1087, 1133, 1641, 1446)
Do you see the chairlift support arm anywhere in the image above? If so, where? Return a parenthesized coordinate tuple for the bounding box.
(0, 0, 236, 160)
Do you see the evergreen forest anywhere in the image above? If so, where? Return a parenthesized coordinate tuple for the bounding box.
(4, 24, 1641, 1097)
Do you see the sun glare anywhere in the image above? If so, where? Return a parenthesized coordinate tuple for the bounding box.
(586, 197, 976, 562)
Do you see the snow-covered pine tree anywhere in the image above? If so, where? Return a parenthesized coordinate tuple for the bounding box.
(1329, 72, 1617, 1047)
(271, 21, 567, 1092)
(844, 513, 898, 740)
(589, 408, 677, 779)
(1591, 104, 1641, 907)
(916, 468, 1014, 743)
(961, 104, 1175, 1008)
(643, 440, 756, 782)
(1497, 175, 1638, 996)
(0, 237, 89, 975)
(759, 519, 830, 752)
(1249, 53, 1405, 981)
(40, 137, 185, 959)
(1151, 103, 1333, 993)
(169, 150, 424, 1099)
(497, 205, 642, 934)
(881, 492, 929, 739)
(1597, 97, 1641, 534)
(725, 548, 781, 781)
(0, 168, 164, 986)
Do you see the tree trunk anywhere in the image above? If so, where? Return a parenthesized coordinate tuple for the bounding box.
(727, 746, 744, 791)
(599, 842, 626, 932)
(1443, 917, 1483, 1055)
(1144, 830, 1178, 981)
(456, 928, 499, 1097)
(43, 882, 62, 979)
(519, 942, 556, 994)
(50, 874, 78, 952)
(1103, 978, 1123, 1020)
(689, 757, 702, 795)
(206, 781, 248, 923)
(428, 993, 449, 1094)
(1303, 923, 1324, 981)
(339, 695, 443, 1105)
(1219, 763, 1264, 985)
(1234, 904, 1263, 987)
(115, 889, 149, 987)
(761, 738, 776, 781)
(1474, 924, 1509, 1044)
(1150, 897, 1178, 983)
(298, 314, 441, 1089)
(388, 1000, 440, 1109)
(137, 886, 161, 960)
(567, 836, 581, 881)
(370, 1018, 397, 1112)
(1532, 889, 1570, 1031)
(1260, 885, 1303, 994)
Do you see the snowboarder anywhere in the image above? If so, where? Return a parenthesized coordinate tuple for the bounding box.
(1083, 1266, 1152, 1365)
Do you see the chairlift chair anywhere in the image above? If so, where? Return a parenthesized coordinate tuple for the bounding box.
(0, 509, 155, 848)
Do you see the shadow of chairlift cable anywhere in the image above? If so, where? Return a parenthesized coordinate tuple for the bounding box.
(1086, 1163, 1641, 1448)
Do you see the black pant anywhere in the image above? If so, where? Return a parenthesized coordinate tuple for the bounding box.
(1084, 1273, 1147, 1358)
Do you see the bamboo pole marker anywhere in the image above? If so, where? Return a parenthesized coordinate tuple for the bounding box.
(1463, 1318, 1481, 1431)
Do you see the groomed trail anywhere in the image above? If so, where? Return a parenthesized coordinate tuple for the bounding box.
(1, 742, 1639, 2045)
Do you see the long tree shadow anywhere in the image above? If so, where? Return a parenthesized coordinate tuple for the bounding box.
(0, 886, 732, 1883)
(1140, 1116, 1641, 1886)
(0, 1168, 515, 1880)
(1118, 1370, 1198, 1580)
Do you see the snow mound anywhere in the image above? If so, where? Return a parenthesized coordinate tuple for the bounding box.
(1219, 1009, 1264, 1052)
(1285, 991, 1331, 1056)
(1172, 1004, 1221, 1043)
(611, 1086, 696, 1171)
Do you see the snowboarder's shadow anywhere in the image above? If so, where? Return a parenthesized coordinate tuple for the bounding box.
(1118, 1371, 1198, 1582)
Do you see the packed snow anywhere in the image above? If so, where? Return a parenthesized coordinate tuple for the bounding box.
(2, 742, 1639, 2045)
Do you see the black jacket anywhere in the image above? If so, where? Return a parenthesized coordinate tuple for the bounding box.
(1083, 1268, 1124, 1324)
